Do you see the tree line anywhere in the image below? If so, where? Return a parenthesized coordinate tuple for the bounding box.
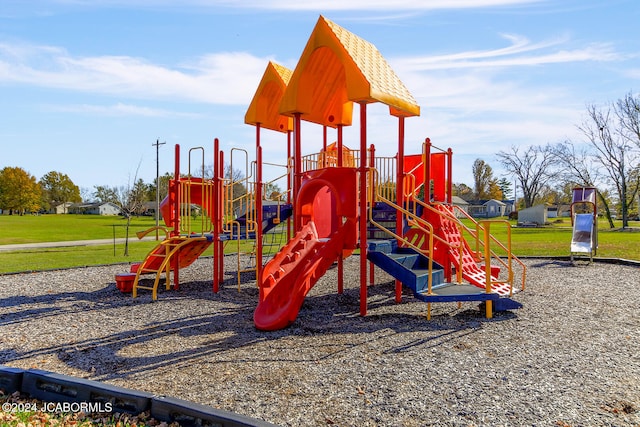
(0, 168, 174, 216)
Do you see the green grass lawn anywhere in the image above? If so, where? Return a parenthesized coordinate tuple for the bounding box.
(0, 214, 638, 274)
(0, 213, 158, 244)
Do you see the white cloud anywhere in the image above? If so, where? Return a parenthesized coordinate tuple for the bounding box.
(395, 34, 620, 71)
(0, 42, 268, 105)
(51, 0, 543, 11)
(45, 102, 202, 117)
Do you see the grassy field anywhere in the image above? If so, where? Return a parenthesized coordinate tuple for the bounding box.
(0, 214, 639, 274)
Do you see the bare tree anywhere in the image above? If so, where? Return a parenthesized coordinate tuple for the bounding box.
(496, 144, 558, 208)
(579, 101, 640, 228)
(552, 140, 616, 228)
(617, 91, 640, 149)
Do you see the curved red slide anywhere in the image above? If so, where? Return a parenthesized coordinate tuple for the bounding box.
(253, 219, 355, 331)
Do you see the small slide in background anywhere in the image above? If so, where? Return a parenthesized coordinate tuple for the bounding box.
(571, 213, 596, 260)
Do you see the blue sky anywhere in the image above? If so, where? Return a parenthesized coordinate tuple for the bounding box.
(1, 0, 638, 197)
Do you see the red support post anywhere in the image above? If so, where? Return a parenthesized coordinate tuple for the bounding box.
(173, 144, 181, 288)
(337, 123, 344, 294)
(359, 102, 368, 316)
(287, 130, 292, 241)
(216, 148, 225, 290)
(293, 113, 302, 232)
(173, 144, 181, 237)
(369, 144, 375, 286)
(447, 148, 453, 205)
(423, 138, 431, 202)
(395, 117, 405, 303)
(256, 143, 263, 287)
(212, 138, 220, 293)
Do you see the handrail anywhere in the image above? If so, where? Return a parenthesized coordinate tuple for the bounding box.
(451, 204, 527, 292)
(136, 226, 170, 240)
(368, 168, 465, 290)
(433, 202, 527, 292)
(478, 220, 515, 296)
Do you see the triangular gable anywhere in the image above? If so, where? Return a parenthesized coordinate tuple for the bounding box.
(280, 15, 420, 128)
(245, 61, 294, 133)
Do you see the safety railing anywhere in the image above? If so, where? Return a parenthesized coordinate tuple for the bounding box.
(437, 203, 527, 293)
(367, 168, 465, 289)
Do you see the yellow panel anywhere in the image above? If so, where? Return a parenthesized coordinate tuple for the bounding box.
(280, 15, 420, 123)
(245, 61, 294, 132)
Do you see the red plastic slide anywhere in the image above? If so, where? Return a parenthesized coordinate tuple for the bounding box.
(253, 219, 355, 331)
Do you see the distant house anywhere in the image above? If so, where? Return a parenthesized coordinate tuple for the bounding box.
(49, 202, 74, 214)
(467, 199, 506, 218)
(502, 199, 516, 216)
(517, 204, 548, 225)
(451, 196, 470, 218)
(547, 204, 571, 218)
(69, 202, 121, 216)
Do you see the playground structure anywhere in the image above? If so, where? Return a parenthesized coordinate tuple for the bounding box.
(570, 187, 598, 263)
(116, 15, 527, 331)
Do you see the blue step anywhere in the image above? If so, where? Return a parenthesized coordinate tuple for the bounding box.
(494, 297, 523, 311)
(367, 241, 445, 294)
(367, 239, 522, 313)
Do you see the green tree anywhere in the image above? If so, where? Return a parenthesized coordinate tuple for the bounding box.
(147, 172, 172, 203)
(39, 171, 81, 213)
(472, 159, 494, 200)
(488, 180, 504, 200)
(93, 185, 119, 204)
(0, 167, 42, 215)
(452, 183, 473, 201)
(497, 178, 513, 199)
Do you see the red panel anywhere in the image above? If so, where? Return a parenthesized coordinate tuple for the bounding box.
(430, 153, 446, 202)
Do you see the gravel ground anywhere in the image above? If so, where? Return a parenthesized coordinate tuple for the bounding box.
(0, 255, 638, 427)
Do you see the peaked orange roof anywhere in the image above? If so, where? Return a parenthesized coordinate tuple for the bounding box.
(279, 15, 420, 128)
(245, 61, 294, 133)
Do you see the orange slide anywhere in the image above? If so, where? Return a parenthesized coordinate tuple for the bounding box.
(253, 219, 355, 331)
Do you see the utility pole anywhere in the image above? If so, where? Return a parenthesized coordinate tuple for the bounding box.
(152, 139, 166, 240)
